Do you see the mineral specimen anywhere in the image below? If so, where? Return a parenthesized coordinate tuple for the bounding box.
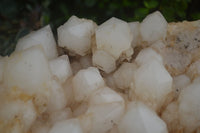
(1, 11, 200, 133)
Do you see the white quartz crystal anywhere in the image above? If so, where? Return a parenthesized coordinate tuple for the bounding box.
(135, 47, 163, 66)
(118, 102, 168, 133)
(49, 119, 83, 133)
(92, 50, 116, 73)
(178, 81, 200, 133)
(113, 62, 137, 89)
(62, 77, 75, 106)
(47, 80, 67, 112)
(15, 25, 58, 60)
(72, 67, 105, 102)
(80, 87, 125, 133)
(89, 87, 124, 105)
(3, 46, 52, 95)
(58, 16, 96, 56)
(49, 55, 72, 83)
(134, 59, 172, 111)
(128, 21, 140, 47)
(95, 17, 133, 59)
(140, 11, 167, 43)
(0, 100, 37, 132)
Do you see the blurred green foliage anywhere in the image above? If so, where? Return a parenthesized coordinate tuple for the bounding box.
(0, 0, 200, 56)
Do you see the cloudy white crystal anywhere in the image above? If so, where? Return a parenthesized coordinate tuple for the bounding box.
(135, 47, 163, 66)
(15, 25, 58, 60)
(49, 55, 72, 83)
(140, 11, 167, 43)
(178, 81, 200, 133)
(118, 102, 168, 133)
(128, 21, 140, 47)
(58, 16, 96, 56)
(92, 50, 116, 73)
(134, 59, 172, 111)
(3, 46, 52, 94)
(0, 100, 37, 132)
(113, 62, 137, 89)
(72, 67, 105, 102)
(47, 80, 67, 112)
(95, 17, 133, 59)
(49, 119, 83, 133)
(83, 87, 125, 133)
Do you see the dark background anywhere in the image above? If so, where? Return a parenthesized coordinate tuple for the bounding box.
(1, 0, 200, 56)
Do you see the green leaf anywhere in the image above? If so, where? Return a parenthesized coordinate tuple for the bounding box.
(191, 12, 200, 20)
(144, 0, 159, 9)
(41, 13, 50, 26)
(123, 0, 133, 7)
(160, 6, 175, 22)
(134, 8, 149, 21)
(177, 10, 186, 18)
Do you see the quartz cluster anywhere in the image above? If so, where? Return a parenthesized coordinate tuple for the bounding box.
(1, 11, 200, 133)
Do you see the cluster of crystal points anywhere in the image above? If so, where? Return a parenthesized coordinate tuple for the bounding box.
(0, 11, 200, 133)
